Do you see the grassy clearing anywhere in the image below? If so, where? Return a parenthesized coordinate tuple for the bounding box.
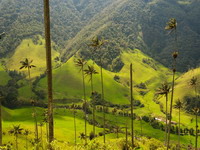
(2, 107, 199, 149)
(6, 36, 59, 78)
(37, 56, 130, 104)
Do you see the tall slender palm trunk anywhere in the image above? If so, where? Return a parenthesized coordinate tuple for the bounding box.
(26, 135, 28, 150)
(15, 135, 18, 150)
(130, 63, 134, 148)
(0, 97, 2, 146)
(46, 122, 49, 142)
(91, 75, 96, 135)
(81, 66, 87, 144)
(167, 59, 176, 150)
(178, 106, 181, 150)
(43, 0, 54, 144)
(73, 109, 77, 146)
(165, 93, 168, 145)
(195, 112, 198, 150)
(28, 67, 39, 141)
(125, 121, 128, 150)
(194, 86, 198, 150)
(41, 125, 43, 149)
(100, 59, 105, 143)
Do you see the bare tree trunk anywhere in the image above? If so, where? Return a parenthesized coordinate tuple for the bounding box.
(74, 110, 77, 146)
(125, 123, 128, 150)
(26, 135, 28, 150)
(195, 113, 198, 150)
(165, 93, 168, 146)
(178, 107, 180, 150)
(100, 59, 105, 143)
(46, 122, 49, 142)
(28, 67, 39, 142)
(167, 61, 176, 150)
(81, 66, 87, 145)
(130, 63, 134, 148)
(91, 75, 96, 135)
(16, 135, 18, 150)
(41, 125, 43, 149)
(43, 0, 54, 144)
(0, 97, 2, 146)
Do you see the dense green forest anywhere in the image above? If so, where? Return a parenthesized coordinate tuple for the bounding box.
(0, 0, 200, 150)
(1, 0, 200, 71)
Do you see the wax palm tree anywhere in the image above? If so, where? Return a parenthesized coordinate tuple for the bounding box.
(189, 76, 198, 97)
(9, 125, 23, 150)
(79, 132, 86, 141)
(75, 58, 87, 144)
(0, 34, 5, 146)
(189, 77, 199, 150)
(165, 18, 177, 35)
(192, 107, 199, 150)
(112, 125, 123, 138)
(156, 82, 170, 145)
(89, 36, 106, 143)
(19, 58, 36, 79)
(129, 63, 135, 148)
(43, 0, 54, 144)
(19, 58, 38, 142)
(84, 65, 98, 135)
(165, 18, 178, 150)
(174, 99, 184, 149)
(88, 36, 104, 49)
(24, 129, 30, 150)
(0, 96, 3, 146)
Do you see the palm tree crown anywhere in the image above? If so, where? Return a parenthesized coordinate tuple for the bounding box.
(9, 125, 23, 136)
(189, 76, 198, 87)
(88, 36, 105, 48)
(174, 99, 184, 109)
(75, 58, 87, 69)
(19, 58, 36, 70)
(156, 82, 171, 96)
(84, 65, 98, 79)
(165, 18, 177, 31)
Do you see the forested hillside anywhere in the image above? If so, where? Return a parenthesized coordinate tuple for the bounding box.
(1, 0, 200, 72)
(0, 0, 200, 149)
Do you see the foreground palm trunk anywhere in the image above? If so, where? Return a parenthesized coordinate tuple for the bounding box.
(167, 53, 177, 149)
(130, 63, 134, 148)
(165, 93, 168, 145)
(194, 108, 199, 150)
(82, 68, 87, 145)
(0, 97, 2, 146)
(165, 18, 178, 149)
(100, 62, 106, 143)
(43, 0, 54, 143)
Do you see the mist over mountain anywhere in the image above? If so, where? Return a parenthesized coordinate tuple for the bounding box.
(0, 0, 200, 71)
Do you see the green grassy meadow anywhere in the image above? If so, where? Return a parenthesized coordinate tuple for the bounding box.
(1, 38, 200, 149)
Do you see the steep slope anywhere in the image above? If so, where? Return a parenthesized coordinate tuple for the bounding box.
(61, 0, 200, 72)
(37, 55, 130, 104)
(34, 48, 171, 110)
(6, 35, 59, 78)
(0, 0, 114, 55)
(174, 67, 200, 100)
(1, 0, 200, 72)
